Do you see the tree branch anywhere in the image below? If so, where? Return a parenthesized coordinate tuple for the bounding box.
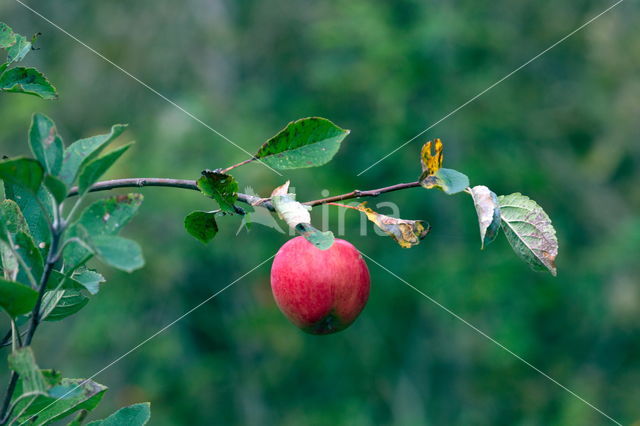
(67, 178, 422, 211)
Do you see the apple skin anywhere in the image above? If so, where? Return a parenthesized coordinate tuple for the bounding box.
(270, 236, 371, 335)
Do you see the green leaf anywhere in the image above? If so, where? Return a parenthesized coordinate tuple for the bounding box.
(90, 235, 144, 273)
(41, 289, 89, 321)
(0, 22, 17, 48)
(184, 211, 219, 243)
(469, 185, 501, 249)
(0, 157, 44, 193)
(0, 199, 30, 237)
(294, 223, 335, 250)
(0, 67, 57, 99)
(498, 193, 559, 276)
(13, 371, 107, 426)
(14, 231, 44, 286)
(59, 124, 128, 186)
(420, 168, 469, 194)
(76, 143, 132, 196)
(255, 117, 349, 170)
(0, 278, 38, 317)
(4, 185, 53, 250)
(87, 403, 151, 426)
(8, 347, 48, 394)
(29, 113, 64, 176)
(197, 170, 238, 213)
(63, 194, 143, 272)
(71, 268, 105, 295)
(44, 175, 68, 204)
(354, 202, 430, 248)
(6, 34, 31, 64)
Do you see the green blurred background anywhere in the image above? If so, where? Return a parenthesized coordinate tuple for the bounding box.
(1, 0, 639, 424)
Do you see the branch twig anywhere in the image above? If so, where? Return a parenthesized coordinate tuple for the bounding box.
(67, 178, 422, 211)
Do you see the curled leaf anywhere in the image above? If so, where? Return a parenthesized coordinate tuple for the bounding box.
(270, 181, 334, 250)
(469, 185, 501, 249)
(356, 202, 430, 248)
(420, 138, 443, 175)
(197, 170, 239, 213)
(498, 193, 558, 276)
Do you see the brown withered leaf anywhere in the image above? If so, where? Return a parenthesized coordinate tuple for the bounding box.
(420, 138, 443, 175)
(356, 202, 430, 248)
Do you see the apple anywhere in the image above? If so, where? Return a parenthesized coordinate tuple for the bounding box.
(270, 236, 371, 334)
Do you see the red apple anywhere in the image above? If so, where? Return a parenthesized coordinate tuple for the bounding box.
(270, 236, 371, 334)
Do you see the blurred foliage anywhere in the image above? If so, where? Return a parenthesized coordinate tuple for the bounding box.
(1, 0, 639, 424)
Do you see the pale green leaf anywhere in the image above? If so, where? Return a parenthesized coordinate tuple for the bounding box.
(6, 34, 31, 64)
(0, 22, 17, 48)
(498, 193, 558, 276)
(469, 185, 501, 249)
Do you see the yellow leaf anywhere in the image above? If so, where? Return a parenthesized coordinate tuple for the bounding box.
(356, 202, 430, 248)
(420, 138, 443, 175)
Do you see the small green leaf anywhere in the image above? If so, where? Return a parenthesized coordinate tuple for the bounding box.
(0, 67, 57, 99)
(63, 194, 143, 272)
(0, 22, 17, 48)
(59, 124, 128, 186)
(87, 403, 151, 426)
(29, 113, 64, 176)
(294, 223, 335, 250)
(355, 202, 430, 248)
(469, 185, 501, 249)
(184, 211, 219, 243)
(41, 289, 89, 321)
(0, 278, 38, 317)
(71, 269, 105, 295)
(0, 157, 44, 193)
(498, 193, 558, 276)
(44, 175, 68, 204)
(90, 235, 144, 272)
(197, 170, 238, 213)
(255, 117, 349, 169)
(77, 143, 132, 196)
(6, 34, 31, 64)
(420, 168, 469, 194)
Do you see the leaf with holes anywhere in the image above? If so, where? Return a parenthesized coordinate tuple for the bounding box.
(0, 67, 57, 99)
(469, 185, 501, 249)
(420, 138, 443, 175)
(6, 33, 31, 64)
(498, 193, 558, 276)
(255, 117, 349, 170)
(197, 170, 238, 213)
